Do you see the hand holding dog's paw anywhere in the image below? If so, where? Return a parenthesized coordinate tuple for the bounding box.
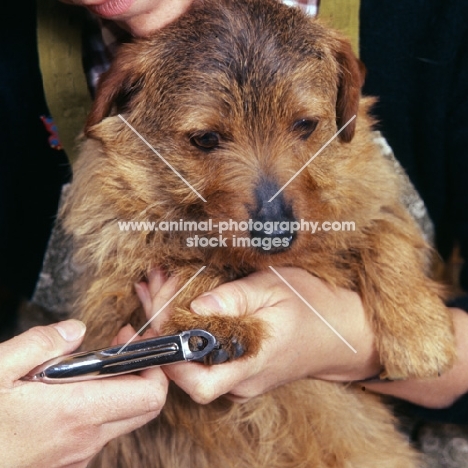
(165, 308, 266, 365)
(202, 336, 245, 364)
(135, 271, 265, 364)
(137, 268, 381, 404)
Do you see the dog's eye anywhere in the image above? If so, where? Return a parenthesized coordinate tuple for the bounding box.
(190, 132, 220, 151)
(292, 119, 318, 140)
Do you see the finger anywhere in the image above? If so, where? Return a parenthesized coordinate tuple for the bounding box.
(135, 268, 168, 317)
(147, 268, 168, 297)
(96, 410, 161, 448)
(163, 360, 258, 405)
(135, 282, 152, 317)
(66, 411, 161, 466)
(145, 275, 180, 334)
(223, 394, 251, 404)
(76, 370, 169, 425)
(0, 320, 86, 384)
(105, 411, 161, 437)
(190, 270, 279, 317)
(111, 324, 136, 346)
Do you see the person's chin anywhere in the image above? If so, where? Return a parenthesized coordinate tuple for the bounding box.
(87, 0, 136, 19)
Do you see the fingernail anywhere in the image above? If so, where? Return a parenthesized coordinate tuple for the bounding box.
(53, 320, 86, 342)
(191, 293, 223, 315)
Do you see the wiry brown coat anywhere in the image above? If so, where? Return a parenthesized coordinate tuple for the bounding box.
(62, 0, 455, 466)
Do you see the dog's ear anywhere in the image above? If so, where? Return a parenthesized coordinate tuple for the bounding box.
(334, 37, 366, 142)
(85, 55, 143, 136)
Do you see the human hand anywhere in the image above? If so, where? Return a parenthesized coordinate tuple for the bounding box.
(0, 320, 168, 468)
(60, 0, 194, 37)
(136, 268, 380, 404)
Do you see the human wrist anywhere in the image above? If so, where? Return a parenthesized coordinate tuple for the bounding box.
(285, 271, 380, 382)
(313, 346, 381, 382)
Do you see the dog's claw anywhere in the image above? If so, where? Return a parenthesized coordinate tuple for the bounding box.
(232, 338, 245, 359)
(205, 337, 245, 365)
(164, 310, 265, 365)
(209, 348, 230, 364)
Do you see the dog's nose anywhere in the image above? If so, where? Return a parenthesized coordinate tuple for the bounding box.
(249, 179, 296, 253)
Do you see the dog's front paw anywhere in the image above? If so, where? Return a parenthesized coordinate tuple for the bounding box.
(162, 308, 268, 365)
(378, 318, 456, 380)
(206, 336, 246, 364)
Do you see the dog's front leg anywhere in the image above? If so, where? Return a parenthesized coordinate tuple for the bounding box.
(359, 225, 456, 380)
(160, 267, 268, 364)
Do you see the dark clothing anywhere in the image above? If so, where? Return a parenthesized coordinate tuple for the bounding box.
(0, 3, 70, 309)
(361, 1, 468, 423)
(361, 0, 468, 289)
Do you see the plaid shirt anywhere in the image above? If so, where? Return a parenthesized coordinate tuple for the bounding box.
(83, 0, 320, 93)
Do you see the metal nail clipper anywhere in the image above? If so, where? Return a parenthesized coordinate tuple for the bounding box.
(23, 329, 217, 384)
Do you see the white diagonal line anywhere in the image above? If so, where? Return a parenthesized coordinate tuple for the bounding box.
(268, 115, 357, 202)
(118, 114, 207, 203)
(117, 266, 207, 353)
(268, 266, 357, 353)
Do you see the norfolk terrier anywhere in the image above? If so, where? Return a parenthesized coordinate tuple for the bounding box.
(62, 0, 455, 466)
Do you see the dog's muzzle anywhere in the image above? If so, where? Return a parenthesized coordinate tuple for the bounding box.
(249, 178, 296, 254)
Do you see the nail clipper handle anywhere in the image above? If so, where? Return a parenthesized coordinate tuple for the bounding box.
(23, 329, 216, 383)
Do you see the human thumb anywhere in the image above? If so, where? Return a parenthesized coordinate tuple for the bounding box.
(0, 320, 86, 384)
(190, 272, 275, 317)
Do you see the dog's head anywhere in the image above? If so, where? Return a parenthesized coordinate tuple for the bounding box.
(82, 0, 369, 268)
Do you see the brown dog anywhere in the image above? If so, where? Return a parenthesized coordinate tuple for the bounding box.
(62, 0, 455, 466)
